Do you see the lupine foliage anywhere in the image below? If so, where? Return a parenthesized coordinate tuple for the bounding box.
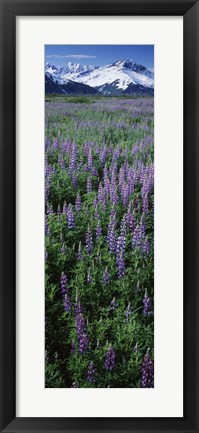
(45, 96, 154, 388)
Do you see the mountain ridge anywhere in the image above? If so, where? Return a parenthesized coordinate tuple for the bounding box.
(45, 73, 100, 95)
(45, 58, 154, 96)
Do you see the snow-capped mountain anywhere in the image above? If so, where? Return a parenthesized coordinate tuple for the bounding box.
(45, 62, 99, 84)
(45, 59, 154, 95)
(45, 63, 59, 75)
(45, 72, 100, 95)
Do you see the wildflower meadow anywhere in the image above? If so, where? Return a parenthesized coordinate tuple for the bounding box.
(45, 96, 154, 388)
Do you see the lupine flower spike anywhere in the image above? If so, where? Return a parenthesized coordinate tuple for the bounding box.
(105, 346, 116, 371)
(141, 350, 154, 388)
(143, 291, 153, 316)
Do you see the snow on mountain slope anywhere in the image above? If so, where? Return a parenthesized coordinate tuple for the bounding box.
(59, 62, 98, 77)
(62, 59, 153, 91)
(45, 72, 100, 95)
(45, 59, 154, 94)
(77, 65, 153, 91)
(45, 63, 59, 75)
(45, 62, 98, 84)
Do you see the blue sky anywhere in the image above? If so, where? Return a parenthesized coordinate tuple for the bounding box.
(45, 45, 154, 70)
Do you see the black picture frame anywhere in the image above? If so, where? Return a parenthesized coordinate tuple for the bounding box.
(0, 1, 198, 432)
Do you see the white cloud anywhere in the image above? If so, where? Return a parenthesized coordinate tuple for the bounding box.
(46, 54, 97, 59)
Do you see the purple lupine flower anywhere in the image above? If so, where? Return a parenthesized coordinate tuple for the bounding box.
(124, 303, 132, 322)
(88, 148, 93, 171)
(105, 346, 116, 371)
(116, 235, 126, 256)
(64, 294, 71, 312)
(132, 225, 143, 249)
(72, 174, 78, 189)
(107, 219, 116, 253)
(86, 226, 93, 254)
(74, 300, 83, 315)
(96, 219, 102, 240)
(45, 181, 50, 203)
(75, 194, 81, 212)
(132, 144, 139, 156)
(45, 218, 49, 236)
(121, 182, 129, 206)
(116, 231, 126, 278)
(87, 175, 92, 193)
(76, 312, 89, 353)
(99, 147, 107, 165)
(103, 165, 109, 179)
(87, 361, 96, 383)
(141, 352, 154, 388)
(143, 292, 153, 316)
(110, 160, 117, 176)
(127, 167, 135, 195)
(84, 141, 90, 156)
(109, 183, 119, 206)
(115, 145, 120, 159)
(104, 175, 110, 198)
(142, 239, 150, 255)
(67, 205, 75, 229)
(102, 267, 110, 285)
(110, 189, 119, 206)
(98, 183, 106, 208)
(110, 206, 116, 223)
(92, 167, 98, 177)
(139, 215, 146, 238)
(46, 202, 54, 215)
(116, 251, 125, 278)
(141, 164, 154, 201)
(53, 139, 59, 150)
(68, 143, 77, 173)
(142, 193, 149, 214)
(119, 166, 125, 192)
(60, 272, 68, 297)
(126, 209, 136, 231)
(120, 216, 127, 237)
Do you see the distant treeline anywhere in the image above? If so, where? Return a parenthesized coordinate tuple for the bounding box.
(45, 94, 154, 103)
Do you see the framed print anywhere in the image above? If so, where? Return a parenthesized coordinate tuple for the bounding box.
(45, 44, 155, 391)
(0, 1, 199, 432)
